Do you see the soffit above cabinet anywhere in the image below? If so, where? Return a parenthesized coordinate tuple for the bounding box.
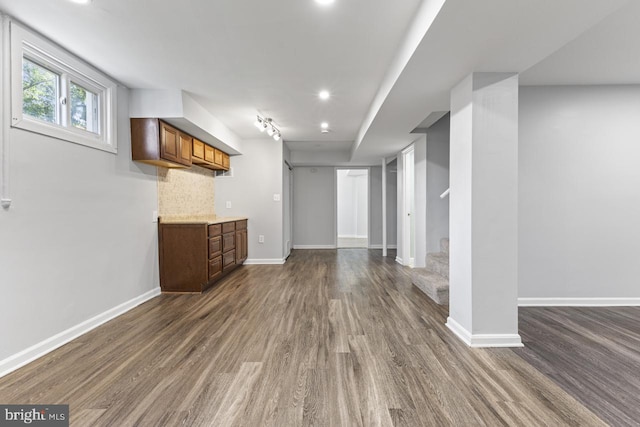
(129, 89, 243, 155)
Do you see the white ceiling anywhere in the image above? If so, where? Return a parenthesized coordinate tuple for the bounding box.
(1, 0, 639, 166)
(0, 0, 421, 144)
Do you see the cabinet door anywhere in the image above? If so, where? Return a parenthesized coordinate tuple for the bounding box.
(235, 230, 244, 264)
(223, 250, 236, 270)
(214, 149, 224, 168)
(209, 236, 222, 259)
(204, 145, 215, 163)
(209, 256, 222, 280)
(179, 132, 193, 165)
(160, 122, 181, 164)
(222, 153, 230, 170)
(242, 229, 248, 261)
(192, 138, 205, 161)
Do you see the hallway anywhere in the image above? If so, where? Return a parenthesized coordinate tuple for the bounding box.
(0, 250, 604, 426)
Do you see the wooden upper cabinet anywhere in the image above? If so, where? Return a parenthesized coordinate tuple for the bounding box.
(192, 138, 205, 161)
(131, 118, 192, 168)
(179, 132, 192, 164)
(132, 118, 231, 170)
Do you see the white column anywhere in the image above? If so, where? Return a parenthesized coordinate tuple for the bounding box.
(446, 72, 522, 348)
(382, 158, 387, 257)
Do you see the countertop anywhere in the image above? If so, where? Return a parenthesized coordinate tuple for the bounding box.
(159, 216, 247, 225)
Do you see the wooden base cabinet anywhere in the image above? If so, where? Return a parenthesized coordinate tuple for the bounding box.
(159, 219, 248, 293)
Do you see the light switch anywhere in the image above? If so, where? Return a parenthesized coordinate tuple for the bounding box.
(152, 210, 158, 223)
(258, 235, 265, 243)
(226, 201, 232, 209)
(273, 194, 281, 202)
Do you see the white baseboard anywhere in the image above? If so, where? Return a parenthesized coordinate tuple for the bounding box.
(395, 256, 403, 265)
(519, 297, 640, 307)
(368, 244, 398, 249)
(337, 235, 368, 239)
(293, 245, 337, 250)
(0, 287, 161, 379)
(244, 258, 286, 265)
(446, 317, 523, 348)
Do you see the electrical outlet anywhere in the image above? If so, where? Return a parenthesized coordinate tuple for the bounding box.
(226, 201, 232, 209)
(258, 235, 265, 243)
(273, 194, 281, 202)
(152, 210, 158, 223)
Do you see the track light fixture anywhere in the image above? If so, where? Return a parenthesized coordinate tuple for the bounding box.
(254, 115, 282, 141)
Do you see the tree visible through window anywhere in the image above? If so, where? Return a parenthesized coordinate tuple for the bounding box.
(71, 82, 99, 134)
(22, 58, 59, 124)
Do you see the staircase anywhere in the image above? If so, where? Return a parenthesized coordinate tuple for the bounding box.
(411, 238, 449, 305)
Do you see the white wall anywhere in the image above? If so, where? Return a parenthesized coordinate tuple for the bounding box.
(426, 113, 450, 253)
(293, 167, 335, 248)
(519, 85, 640, 301)
(0, 87, 160, 366)
(215, 139, 284, 263)
(414, 135, 427, 267)
(337, 170, 357, 237)
(355, 174, 368, 238)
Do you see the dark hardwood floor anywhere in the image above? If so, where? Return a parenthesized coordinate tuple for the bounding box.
(515, 306, 640, 427)
(0, 250, 605, 426)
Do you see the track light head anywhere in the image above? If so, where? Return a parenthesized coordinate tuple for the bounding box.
(273, 132, 281, 141)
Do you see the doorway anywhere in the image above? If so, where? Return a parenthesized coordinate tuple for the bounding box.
(336, 168, 369, 248)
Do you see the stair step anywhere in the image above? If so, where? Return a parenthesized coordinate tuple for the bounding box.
(426, 252, 449, 279)
(411, 269, 449, 305)
(440, 238, 449, 254)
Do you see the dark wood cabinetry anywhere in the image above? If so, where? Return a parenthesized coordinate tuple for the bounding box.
(131, 118, 192, 168)
(131, 118, 230, 170)
(159, 218, 248, 293)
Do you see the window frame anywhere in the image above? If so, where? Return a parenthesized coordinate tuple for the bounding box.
(10, 21, 118, 154)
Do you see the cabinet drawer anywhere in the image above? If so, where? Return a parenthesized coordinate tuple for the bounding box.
(222, 221, 235, 234)
(236, 220, 247, 230)
(208, 224, 222, 237)
(223, 250, 236, 270)
(223, 232, 235, 252)
(209, 236, 222, 259)
(209, 256, 222, 280)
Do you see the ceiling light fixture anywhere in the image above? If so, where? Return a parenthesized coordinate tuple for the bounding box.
(318, 90, 330, 100)
(254, 115, 282, 141)
(69, 0, 92, 4)
(321, 122, 329, 129)
(315, 0, 335, 5)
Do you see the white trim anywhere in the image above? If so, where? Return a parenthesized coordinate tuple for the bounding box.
(243, 258, 286, 265)
(519, 297, 640, 307)
(0, 287, 161, 379)
(293, 245, 337, 250)
(446, 317, 523, 348)
(337, 234, 368, 239)
(395, 256, 403, 264)
(9, 20, 118, 154)
(369, 244, 397, 249)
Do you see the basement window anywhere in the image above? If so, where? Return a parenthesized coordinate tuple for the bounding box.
(10, 21, 118, 153)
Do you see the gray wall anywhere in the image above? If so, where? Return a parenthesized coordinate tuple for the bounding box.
(369, 166, 383, 246)
(426, 114, 450, 253)
(519, 85, 640, 299)
(215, 139, 284, 262)
(0, 87, 159, 363)
(293, 167, 336, 248)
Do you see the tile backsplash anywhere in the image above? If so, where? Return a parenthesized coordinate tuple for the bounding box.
(158, 165, 215, 217)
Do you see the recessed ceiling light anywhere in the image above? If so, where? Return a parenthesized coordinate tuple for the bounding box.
(321, 122, 329, 129)
(315, 0, 335, 5)
(69, 0, 92, 4)
(318, 90, 330, 100)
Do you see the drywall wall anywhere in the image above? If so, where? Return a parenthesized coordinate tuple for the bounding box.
(519, 85, 640, 300)
(214, 139, 284, 263)
(283, 145, 292, 258)
(0, 87, 160, 366)
(386, 159, 398, 247)
(370, 166, 383, 246)
(293, 167, 336, 248)
(426, 113, 450, 253)
(157, 165, 215, 217)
